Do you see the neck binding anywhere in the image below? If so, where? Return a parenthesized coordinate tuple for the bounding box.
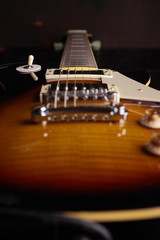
(60, 30, 98, 70)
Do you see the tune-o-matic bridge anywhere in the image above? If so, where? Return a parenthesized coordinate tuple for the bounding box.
(41, 83, 114, 103)
(33, 81, 128, 123)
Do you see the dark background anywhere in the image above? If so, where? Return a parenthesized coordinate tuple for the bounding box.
(1, 0, 160, 48)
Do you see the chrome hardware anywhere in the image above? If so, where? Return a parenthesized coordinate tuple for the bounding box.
(32, 104, 128, 123)
(36, 81, 125, 123)
(40, 83, 120, 105)
(107, 91, 119, 105)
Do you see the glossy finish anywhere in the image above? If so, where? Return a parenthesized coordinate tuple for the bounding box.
(0, 47, 160, 221)
(0, 86, 160, 195)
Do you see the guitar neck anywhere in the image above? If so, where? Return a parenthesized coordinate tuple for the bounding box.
(60, 30, 98, 70)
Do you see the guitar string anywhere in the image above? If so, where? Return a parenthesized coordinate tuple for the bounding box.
(61, 32, 94, 108)
(71, 33, 87, 107)
(54, 33, 71, 109)
(67, 33, 80, 108)
(72, 32, 91, 107)
(85, 32, 92, 101)
(71, 32, 82, 107)
(54, 69, 62, 108)
(73, 33, 79, 108)
(74, 32, 89, 105)
(81, 33, 86, 100)
(64, 34, 72, 108)
(81, 33, 86, 104)
(54, 33, 71, 108)
(64, 69, 69, 108)
(88, 34, 96, 98)
(73, 69, 77, 107)
(78, 33, 89, 101)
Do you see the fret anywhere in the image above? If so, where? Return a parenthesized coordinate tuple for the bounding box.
(60, 30, 98, 70)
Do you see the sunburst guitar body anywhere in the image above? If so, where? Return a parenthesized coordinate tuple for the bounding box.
(0, 30, 160, 222)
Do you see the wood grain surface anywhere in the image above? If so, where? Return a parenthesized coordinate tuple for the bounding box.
(0, 86, 159, 195)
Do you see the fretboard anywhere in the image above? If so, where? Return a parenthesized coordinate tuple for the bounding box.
(60, 30, 98, 69)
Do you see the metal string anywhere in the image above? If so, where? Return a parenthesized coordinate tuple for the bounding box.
(54, 69, 63, 108)
(56, 32, 93, 109)
(64, 34, 72, 108)
(73, 33, 79, 108)
(64, 70, 69, 108)
(83, 33, 92, 98)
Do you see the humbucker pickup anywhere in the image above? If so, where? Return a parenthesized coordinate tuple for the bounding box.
(45, 69, 113, 83)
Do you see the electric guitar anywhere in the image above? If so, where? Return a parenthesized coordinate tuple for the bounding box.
(0, 30, 160, 222)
